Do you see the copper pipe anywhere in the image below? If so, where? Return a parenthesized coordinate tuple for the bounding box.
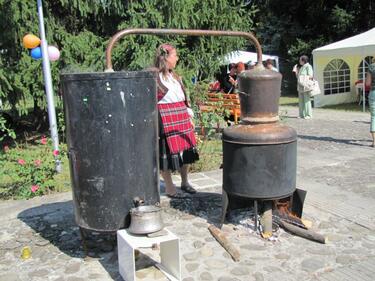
(105, 28, 262, 71)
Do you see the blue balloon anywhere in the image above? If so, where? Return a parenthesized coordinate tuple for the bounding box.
(30, 47, 42, 59)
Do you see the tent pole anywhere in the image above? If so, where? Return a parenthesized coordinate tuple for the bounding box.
(362, 55, 366, 112)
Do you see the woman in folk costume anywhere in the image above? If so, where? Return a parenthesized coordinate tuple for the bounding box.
(294, 55, 314, 119)
(154, 43, 199, 198)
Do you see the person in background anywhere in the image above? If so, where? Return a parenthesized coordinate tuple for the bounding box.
(227, 62, 245, 92)
(248, 61, 256, 70)
(236, 62, 246, 75)
(266, 59, 278, 72)
(220, 63, 237, 93)
(154, 43, 199, 198)
(294, 55, 313, 119)
(365, 57, 375, 147)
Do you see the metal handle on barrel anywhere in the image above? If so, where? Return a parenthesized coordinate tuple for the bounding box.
(105, 28, 263, 72)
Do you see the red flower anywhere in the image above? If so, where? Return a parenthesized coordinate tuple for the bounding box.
(53, 150, 59, 156)
(18, 159, 26, 165)
(3, 145, 9, 152)
(41, 137, 47, 145)
(31, 185, 39, 193)
(34, 159, 42, 167)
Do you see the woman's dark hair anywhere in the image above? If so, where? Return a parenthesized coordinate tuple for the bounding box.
(299, 55, 309, 64)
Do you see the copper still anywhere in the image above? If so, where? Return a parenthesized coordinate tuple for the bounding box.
(221, 63, 297, 232)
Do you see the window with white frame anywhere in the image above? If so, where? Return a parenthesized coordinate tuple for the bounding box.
(358, 56, 374, 80)
(323, 59, 350, 95)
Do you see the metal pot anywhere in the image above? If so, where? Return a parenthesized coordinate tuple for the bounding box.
(128, 204, 164, 235)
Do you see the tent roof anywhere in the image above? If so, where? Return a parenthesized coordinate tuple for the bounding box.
(312, 28, 375, 57)
(221, 50, 278, 64)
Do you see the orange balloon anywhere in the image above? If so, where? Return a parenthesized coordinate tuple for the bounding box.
(23, 34, 41, 49)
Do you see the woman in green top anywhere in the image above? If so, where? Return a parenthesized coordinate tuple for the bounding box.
(295, 55, 314, 119)
(365, 58, 375, 147)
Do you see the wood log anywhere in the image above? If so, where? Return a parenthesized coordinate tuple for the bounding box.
(260, 201, 273, 239)
(273, 208, 307, 229)
(301, 218, 313, 229)
(278, 220, 327, 244)
(208, 225, 240, 262)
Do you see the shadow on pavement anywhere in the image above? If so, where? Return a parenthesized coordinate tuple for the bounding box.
(353, 120, 370, 124)
(17, 201, 121, 279)
(298, 134, 371, 147)
(167, 191, 252, 225)
(168, 191, 223, 225)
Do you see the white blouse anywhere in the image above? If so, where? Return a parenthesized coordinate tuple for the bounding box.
(158, 73, 186, 104)
(158, 72, 194, 118)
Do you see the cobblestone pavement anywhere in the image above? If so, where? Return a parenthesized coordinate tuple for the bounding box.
(1, 106, 375, 281)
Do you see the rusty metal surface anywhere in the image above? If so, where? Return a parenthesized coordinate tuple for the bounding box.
(223, 123, 297, 145)
(105, 28, 262, 71)
(238, 68, 282, 122)
(222, 63, 297, 199)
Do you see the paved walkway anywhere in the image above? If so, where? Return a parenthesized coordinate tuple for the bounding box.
(1, 106, 375, 281)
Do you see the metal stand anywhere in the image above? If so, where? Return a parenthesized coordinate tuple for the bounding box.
(254, 200, 258, 232)
(79, 227, 88, 256)
(117, 228, 181, 281)
(220, 190, 229, 227)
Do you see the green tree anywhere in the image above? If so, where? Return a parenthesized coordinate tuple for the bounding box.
(0, 0, 256, 133)
(249, 0, 375, 96)
(252, 0, 374, 60)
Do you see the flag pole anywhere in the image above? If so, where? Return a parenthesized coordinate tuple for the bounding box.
(37, 0, 61, 172)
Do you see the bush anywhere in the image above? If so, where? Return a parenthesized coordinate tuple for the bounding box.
(0, 137, 66, 199)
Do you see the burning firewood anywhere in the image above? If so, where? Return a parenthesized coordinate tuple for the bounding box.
(273, 200, 309, 229)
(276, 219, 327, 244)
(272, 197, 327, 243)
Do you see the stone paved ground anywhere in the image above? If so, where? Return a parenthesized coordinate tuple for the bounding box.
(1, 106, 375, 281)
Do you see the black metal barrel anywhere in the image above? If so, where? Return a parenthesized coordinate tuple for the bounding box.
(223, 123, 297, 199)
(60, 71, 159, 232)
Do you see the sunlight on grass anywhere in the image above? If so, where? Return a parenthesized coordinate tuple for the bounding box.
(0, 143, 71, 199)
(53, 158, 71, 193)
(279, 96, 368, 112)
(279, 96, 298, 106)
(190, 139, 222, 172)
(321, 102, 369, 112)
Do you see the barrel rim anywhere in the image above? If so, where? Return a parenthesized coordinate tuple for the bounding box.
(60, 70, 157, 81)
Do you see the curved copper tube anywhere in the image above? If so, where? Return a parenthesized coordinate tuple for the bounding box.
(105, 28, 262, 71)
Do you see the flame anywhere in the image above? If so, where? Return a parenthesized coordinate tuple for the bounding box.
(274, 200, 300, 219)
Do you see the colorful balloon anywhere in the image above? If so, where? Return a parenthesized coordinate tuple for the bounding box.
(23, 34, 41, 49)
(30, 47, 42, 59)
(48, 46, 60, 61)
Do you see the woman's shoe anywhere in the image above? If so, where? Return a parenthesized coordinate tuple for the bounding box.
(181, 184, 197, 194)
(166, 191, 187, 199)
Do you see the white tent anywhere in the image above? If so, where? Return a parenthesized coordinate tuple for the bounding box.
(312, 28, 375, 108)
(222, 50, 279, 70)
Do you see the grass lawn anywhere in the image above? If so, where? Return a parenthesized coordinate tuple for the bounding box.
(321, 102, 370, 112)
(190, 138, 222, 173)
(279, 95, 369, 112)
(279, 95, 299, 106)
(0, 143, 71, 200)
